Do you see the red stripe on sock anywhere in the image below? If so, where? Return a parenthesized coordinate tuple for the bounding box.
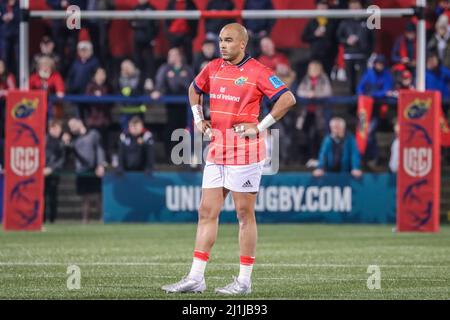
(240, 256, 255, 265)
(194, 250, 209, 261)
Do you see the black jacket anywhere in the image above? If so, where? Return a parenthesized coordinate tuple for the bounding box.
(302, 18, 337, 61)
(205, 0, 235, 35)
(131, 3, 159, 45)
(118, 130, 154, 171)
(337, 18, 375, 59)
(45, 135, 66, 172)
(243, 0, 275, 34)
(0, 1, 20, 38)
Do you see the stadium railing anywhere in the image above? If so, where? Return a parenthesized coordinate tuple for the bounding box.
(48, 94, 450, 106)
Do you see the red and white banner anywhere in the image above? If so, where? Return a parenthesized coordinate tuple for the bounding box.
(3, 91, 47, 231)
(356, 95, 374, 155)
(397, 90, 440, 232)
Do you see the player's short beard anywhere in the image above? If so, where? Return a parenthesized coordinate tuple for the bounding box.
(222, 52, 237, 62)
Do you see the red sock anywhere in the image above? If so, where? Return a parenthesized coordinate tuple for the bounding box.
(240, 255, 255, 265)
(238, 256, 255, 284)
(189, 250, 210, 280)
(194, 250, 210, 262)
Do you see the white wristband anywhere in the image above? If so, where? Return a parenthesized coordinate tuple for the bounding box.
(191, 104, 204, 125)
(257, 114, 276, 132)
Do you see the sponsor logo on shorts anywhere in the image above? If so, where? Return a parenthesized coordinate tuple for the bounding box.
(242, 180, 253, 188)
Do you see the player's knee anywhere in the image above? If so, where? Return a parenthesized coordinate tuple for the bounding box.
(198, 204, 219, 222)
(236, 206, 255, 224)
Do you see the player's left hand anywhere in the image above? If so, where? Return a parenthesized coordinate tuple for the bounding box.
(233, 123, 259, 138)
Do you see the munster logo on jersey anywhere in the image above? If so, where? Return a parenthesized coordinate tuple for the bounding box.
(234, 76, 248, 86)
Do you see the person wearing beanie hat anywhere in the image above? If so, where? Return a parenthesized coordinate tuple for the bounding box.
(391, 21, 417, 68)
(357, 54, 394, 164)
(427, 14, 450, 69)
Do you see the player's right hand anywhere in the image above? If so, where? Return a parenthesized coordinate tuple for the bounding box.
(196, 120, 212, 138)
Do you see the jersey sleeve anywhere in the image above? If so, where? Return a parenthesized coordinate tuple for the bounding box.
(193, 61, 212, 94)
(256, 66, 289, 103)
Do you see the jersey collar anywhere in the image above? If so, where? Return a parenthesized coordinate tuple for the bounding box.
(236, 53, 251, 67)
(224, 53, 251, 68)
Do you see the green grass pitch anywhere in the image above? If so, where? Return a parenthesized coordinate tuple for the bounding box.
(0, 223, 449, 299)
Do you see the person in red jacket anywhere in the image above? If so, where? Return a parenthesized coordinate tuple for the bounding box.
(257, 36, 290, 71)
(29, 56, 65, 118)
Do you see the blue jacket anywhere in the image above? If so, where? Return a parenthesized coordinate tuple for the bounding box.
(243, 0, 275, 34)
(357, 68, 394, 98)
(0, 1, 20, 38)
(66, 57, 99, 94)
(317, 134, 361, 172)
(391, 35, 415, 64)
(425, 65, 450, 98)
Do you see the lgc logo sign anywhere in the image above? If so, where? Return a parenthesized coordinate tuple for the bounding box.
(403, 147, 432, 178)
(10, 147, 40, 176)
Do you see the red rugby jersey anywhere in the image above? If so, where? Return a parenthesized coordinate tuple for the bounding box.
(194, 54, 289, 165)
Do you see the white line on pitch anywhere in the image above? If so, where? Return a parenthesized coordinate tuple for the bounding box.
(0, 262, 448, 268)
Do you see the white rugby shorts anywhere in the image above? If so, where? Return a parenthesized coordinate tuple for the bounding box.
(202, 161, 265, 193)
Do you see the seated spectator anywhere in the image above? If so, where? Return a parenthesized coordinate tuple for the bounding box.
(257, 37, 290, 71)
(357, 54, 394, 165)
(296, 60, 332, 163)
(32, 36, 61, 73)
(118, 116, 154, 174)
(64, 118, 106, 224)
(118, 59, 145, 131)
(391, 22, 416, 71)
(435, 0, 450, 21)
(302, 0, 338, 76)
(66, 41, 100, 119)
(389, 69, 415, 98)
(426, 50, 450, 99)
(151, 48, 194, 160)
(44, 119, 66, 223)
(67, 41, 99, 94)
(29, 56, 65, 97)
(357, 54, 394, 98)
(337, 0, 375, 94)
(165, 0, 198, 64)
(313, 117, 362, 178)
(427, 14, 450, 69)
(29, 56, 65, 119)
(85, 67, 112, 158)
(389, 118, 399, 173)
(193, 39, 218, 74)
(243, 0, 275, 57)
(276, 63, 296, 89)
